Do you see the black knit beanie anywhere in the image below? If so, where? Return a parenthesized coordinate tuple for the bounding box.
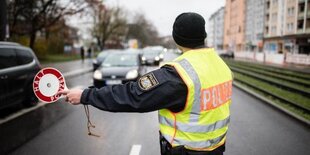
(172, 12, 207, 48)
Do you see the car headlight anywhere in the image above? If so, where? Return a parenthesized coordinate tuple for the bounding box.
(159, 54, 164, 59)
(93, 70, 102, 79)
(126, 70, 138, 79)
(155, 56, 160, 61)
(141, 56, 146, 61)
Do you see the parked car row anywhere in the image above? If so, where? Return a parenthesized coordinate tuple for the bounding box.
(0, 42, 41, 110)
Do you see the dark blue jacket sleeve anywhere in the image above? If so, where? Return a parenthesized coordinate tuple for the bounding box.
(80, 65, 187, 113)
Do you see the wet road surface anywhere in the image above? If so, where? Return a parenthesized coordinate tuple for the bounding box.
(10, 72, 310, 155)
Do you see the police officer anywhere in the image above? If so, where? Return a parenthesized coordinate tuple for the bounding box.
(59, 12, 232, 155)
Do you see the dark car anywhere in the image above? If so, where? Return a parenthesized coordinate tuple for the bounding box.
(219, 50, 234, 59)
(141, 48, 164, 66)
(93, 49, 147, 88)
(92, 50, 115, 71)
(0, 42, 41, 109)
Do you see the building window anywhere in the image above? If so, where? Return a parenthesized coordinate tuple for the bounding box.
(287, 24, 290, 31)
(266, 1, 270, 9)
(297, 20, 304, 29)
(271, 26, 277, 34)
(291, 23, 294, 31)
(299, 3, 305, 13)
(287, 23, 294, 32)
(272, 13, 277, 20)
(272, 0, 278, 4)
(288, 7, 295, 16)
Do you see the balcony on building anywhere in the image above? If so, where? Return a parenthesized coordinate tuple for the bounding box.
(265, 14, 270, 23)
(266, 0, 270, 10)
(298, 12, 305, 19)
(297, 20, 304, 33)
(298, 2, 305, 13)
(307, 19, 310, 33)
(264, 26, 269, 37)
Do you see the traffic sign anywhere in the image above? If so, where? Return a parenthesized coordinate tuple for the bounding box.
(33, 67, 66, 103)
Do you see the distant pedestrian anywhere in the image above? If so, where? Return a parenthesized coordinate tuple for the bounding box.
(87, 47, 92, 58)
(80, 46, 85, 62)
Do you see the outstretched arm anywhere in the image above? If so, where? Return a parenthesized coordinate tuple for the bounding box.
(58, 66, 187, 113)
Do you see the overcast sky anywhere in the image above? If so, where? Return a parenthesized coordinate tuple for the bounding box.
(68, 0, 226, 40)
(105, 0, 225, 36)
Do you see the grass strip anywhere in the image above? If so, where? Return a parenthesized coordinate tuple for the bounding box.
(233, 72, 310, 111)
(225, 59, 310, 80)
(234, 81, 310, 121)
(226, 62, 310, 87)
(230, 66, 310, 95)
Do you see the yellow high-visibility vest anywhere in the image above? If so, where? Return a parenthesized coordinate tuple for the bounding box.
(159, 48, 232, 151)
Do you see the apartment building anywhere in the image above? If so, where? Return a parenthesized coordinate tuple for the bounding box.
(296, 0, 310, 54)
(245, 0, 265, 52)
(207, 7, 225, 50)
(264, 0, 310, 54)
(216, 0, 310, 64)
(224, 0, 246, 52)
(264, 0, 286, 54)
(208, 16, 215, 48)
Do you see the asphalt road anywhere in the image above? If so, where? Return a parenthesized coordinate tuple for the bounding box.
(5, 52, 310, 155)
(9, 71, 310, 155)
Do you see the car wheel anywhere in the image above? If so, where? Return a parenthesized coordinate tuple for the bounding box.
(23, 86, 39, 107)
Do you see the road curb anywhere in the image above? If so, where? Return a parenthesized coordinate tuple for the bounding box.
(233, 81, 310, 126)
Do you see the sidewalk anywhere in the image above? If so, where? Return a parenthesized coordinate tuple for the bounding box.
(41, 58, 93, 78)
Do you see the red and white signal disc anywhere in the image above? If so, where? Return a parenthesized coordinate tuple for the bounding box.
(33, 67, 66, 103)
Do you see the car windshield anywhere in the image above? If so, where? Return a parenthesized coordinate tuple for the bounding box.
(143, 50, 161, 58)
(102, 52, 138, 67)
(97, 52, 109, 61)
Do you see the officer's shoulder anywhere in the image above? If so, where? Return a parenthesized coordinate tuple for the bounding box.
(137, 72, 160, 91)
(137, 65, 181, 92)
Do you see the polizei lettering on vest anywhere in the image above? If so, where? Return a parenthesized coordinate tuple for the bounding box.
(200, 80, 232, 111)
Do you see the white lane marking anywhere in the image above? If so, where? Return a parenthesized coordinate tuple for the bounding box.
(129, 145, 141, 155)
(0, 85, 84, 124)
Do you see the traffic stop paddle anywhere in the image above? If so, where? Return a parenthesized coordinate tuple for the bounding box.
(33, 67, 99, 137)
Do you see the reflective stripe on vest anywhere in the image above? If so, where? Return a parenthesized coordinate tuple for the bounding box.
(178, 59, 201, 122)
(159, 115, 230, 133)
(162, 132, 227, 149)
(159, 48, 232, 150)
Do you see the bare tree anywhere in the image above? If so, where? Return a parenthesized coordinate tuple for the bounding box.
(126, 12, 161, 47)
(91, 5, 128, 49)
(8, 0, 86, 48)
